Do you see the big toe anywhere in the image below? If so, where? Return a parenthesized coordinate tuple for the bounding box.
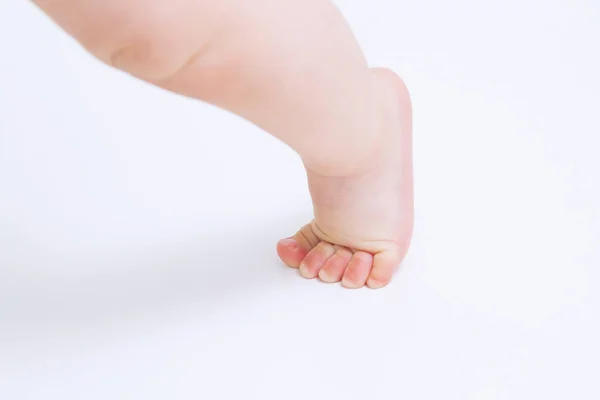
(277, 224, 319, 269)
(276, 238, 308, 269)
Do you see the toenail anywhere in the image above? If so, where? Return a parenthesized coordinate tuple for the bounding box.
(299, 263, 311, 278)
(318, 270, 333, 282)
(366, 278, 385, 289)
(341, 278, 360, 289)
(279, 238, 298, 250)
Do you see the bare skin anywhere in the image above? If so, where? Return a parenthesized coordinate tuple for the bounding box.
(34, 0, 413, 288)
(279, 69, 413, 288)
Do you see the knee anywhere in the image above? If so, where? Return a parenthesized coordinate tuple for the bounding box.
(96, 15, 199, 82)
(105, 36, 184, 81)
(36, 0, 208, 82)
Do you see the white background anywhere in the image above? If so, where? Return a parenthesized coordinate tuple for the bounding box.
(1, 0, 599, 399)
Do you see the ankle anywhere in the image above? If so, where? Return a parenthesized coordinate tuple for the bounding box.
(301, 128, 387, 178)
(301, 87, 395, 178)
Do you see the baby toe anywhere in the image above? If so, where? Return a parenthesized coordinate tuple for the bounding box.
(277, 238, 309, 269)
(366, 251, 399, 289)
(319, 246, 353, 283)
(299, 241, 336, 279)
(342, 251, 374, 289)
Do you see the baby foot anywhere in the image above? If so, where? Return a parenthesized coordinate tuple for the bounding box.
(277, 68, 414, 289)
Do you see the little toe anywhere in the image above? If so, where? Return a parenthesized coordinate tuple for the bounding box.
(366, 251, 400, 289)
(342, 251, 374, 289)
(299, 241, 336, 279)
(319, 246, 353, 283)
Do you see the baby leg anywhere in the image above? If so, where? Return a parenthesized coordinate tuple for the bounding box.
(35, 0, 413, 288)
